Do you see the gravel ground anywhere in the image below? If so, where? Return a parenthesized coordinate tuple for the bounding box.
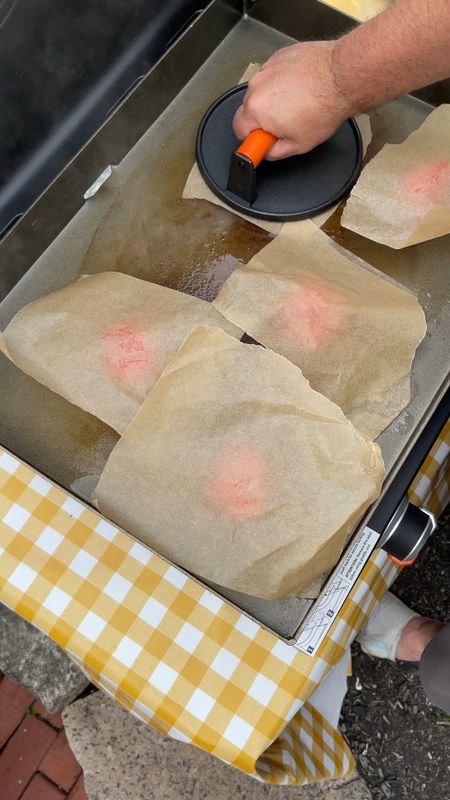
(341, 506, 450, 800)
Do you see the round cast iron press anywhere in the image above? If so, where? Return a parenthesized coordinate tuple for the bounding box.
(196, 84, 363, 222)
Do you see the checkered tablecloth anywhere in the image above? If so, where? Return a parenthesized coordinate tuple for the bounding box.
(0, 419, 448, 785)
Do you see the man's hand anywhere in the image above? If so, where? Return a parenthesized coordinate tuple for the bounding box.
(233, 0, 450, 160)
(233, 41, 349, 159)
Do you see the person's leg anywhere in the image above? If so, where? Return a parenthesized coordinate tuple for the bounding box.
(358, 592, 450, 712)
(419, 623, 450, 713)
(359, 591, 425, 660)
(396, 615, 445, 661)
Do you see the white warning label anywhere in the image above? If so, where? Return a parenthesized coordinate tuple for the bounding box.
(295, 526, 380, 656)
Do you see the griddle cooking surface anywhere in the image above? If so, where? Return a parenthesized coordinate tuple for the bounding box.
(1, 16, 449, 638)
(196, 84, 363, 221)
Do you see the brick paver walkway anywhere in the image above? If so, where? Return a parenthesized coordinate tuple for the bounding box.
(0, 673, 88, 800)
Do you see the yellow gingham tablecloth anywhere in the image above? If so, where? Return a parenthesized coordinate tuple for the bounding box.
(0, 419, 448, 785)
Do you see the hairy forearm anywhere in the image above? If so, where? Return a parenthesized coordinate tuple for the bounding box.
(232, 0, 450, 157)
(332, 0, 450, 114)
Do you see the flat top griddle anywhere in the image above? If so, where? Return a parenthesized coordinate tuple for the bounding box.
(0, 10, 449, 638)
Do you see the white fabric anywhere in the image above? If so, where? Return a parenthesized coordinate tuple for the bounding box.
(308, 650, 351, 728)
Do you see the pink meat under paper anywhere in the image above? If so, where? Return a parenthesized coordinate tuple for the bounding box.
(94, 326, 384, 599)
(277, 281, 349, 351)
(100, 323, 157, 393)
(207, 446, 273, 522)
(213, 222, 426, 439)
(402, 159, 450, 208)
(0, 272, 242, 434)
(342, 105, 450, 248)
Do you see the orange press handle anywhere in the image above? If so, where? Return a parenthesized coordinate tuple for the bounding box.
(236, 129, 277, 167)
(387, 553, 418, 567)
